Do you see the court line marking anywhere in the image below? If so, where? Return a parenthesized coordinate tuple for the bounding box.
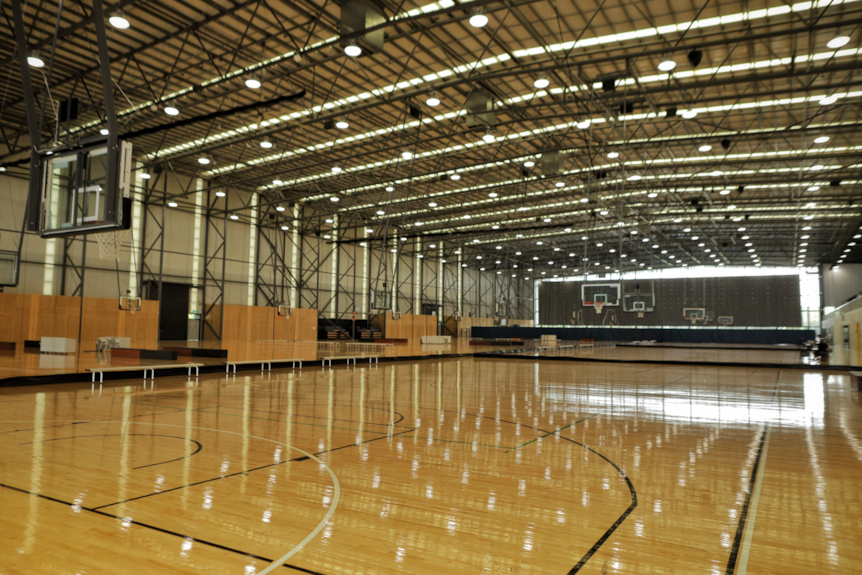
(504, 414, 599, 452)
(736, 427, 772, 575)
(725, 371, 780, 575)
(0, 419, 341, 574)
(17, 432, 204, 469)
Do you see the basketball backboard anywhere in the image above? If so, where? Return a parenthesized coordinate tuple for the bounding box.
(0, 250, 19, 287)
(623, 293, 655, 312)
(683, 308, 705, 323)
(34, 139, 133, 238)
(277, 304, 292, 318)
(718, 316, 734, 326)
(119, 296, 141, 312)
(582, 283, 621, 306)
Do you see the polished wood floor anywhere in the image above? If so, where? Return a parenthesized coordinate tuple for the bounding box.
(1, 357, 860, 574)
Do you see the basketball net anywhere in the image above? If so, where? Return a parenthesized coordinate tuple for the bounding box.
(96, 230, 128, 260)
(594, 302, 604, 314)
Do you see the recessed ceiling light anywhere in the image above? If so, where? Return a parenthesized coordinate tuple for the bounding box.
(27, 51, 45, 68)
(344, 43, 362, 57)
(658, 58, 676, 72)
(827, 35, 850, 49)
(109, 11, 130, 29)
(469, 9, 489, 27)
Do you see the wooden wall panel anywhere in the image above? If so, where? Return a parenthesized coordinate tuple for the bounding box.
(0, 294, 159, 349)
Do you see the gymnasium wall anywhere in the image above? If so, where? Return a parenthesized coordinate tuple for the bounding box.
(0, 171, 535, 325)
(538, 275, 802, 327)
(821, 264, 862, 308)
(0, 293, 158, 349)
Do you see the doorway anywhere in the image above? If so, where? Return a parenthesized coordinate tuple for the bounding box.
(159, 282, 190, 341)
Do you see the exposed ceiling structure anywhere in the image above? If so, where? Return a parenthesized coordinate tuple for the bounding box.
(2, 0, 862, 279)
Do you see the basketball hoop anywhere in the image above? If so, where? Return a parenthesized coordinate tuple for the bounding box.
(594, 302, 604, 314)
(638, 312, 644, 318)
(96, 230, 128, 260)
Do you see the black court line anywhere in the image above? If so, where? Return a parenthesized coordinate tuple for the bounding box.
(0, 409, 187, 436)
(637, 374, 691, 395)
(367, 399, 638, 575)
(724, 371, 780, 575)
(630, 366, 659, 374)
(92, 426, 416, 510)
(0, 482, 324, 574)
(18, 433, 204, 470)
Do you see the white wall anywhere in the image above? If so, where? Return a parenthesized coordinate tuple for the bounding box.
(821, 263, 862, 308)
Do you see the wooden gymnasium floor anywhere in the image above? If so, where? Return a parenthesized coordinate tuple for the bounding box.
(1, 356, 860, 574)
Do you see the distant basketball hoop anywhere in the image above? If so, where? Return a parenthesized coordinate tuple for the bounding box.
(119, 295, 141, 314)
(594, 302, 604, 314)
(277, 304, 292, 318)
